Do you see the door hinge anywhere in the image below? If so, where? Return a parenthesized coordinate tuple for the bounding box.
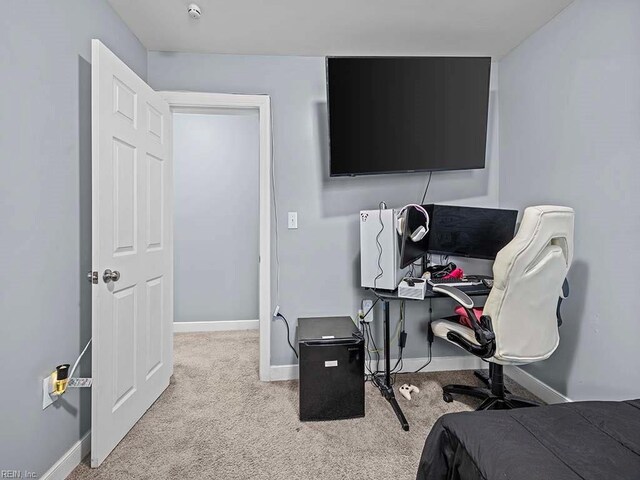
(87, 271, 98, 284)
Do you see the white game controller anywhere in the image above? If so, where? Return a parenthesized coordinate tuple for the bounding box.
(399, 384, 420, 400)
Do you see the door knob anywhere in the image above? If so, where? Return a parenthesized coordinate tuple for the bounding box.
(103, 269, 120, 283)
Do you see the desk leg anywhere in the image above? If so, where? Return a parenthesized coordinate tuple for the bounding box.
(380, 299, 409, 431)
(383, 300, 391, 387)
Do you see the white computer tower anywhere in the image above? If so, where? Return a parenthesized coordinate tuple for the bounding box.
(360, 208, 410, 290)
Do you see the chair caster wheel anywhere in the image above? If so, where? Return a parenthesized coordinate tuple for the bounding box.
(443, 393, 453, 403)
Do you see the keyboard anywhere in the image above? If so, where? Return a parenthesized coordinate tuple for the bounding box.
(427, 277, 484, 288)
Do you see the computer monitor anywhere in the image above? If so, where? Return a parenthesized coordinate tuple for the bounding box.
(426, 205, 518, 260)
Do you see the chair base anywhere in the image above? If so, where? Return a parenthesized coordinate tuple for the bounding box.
(442, 364, 542, 411)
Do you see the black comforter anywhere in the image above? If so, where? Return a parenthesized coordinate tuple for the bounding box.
(417, 399, 640, 480)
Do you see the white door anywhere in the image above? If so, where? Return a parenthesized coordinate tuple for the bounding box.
(91, 40, 173, 467)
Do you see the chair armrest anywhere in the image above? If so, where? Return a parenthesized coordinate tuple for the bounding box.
(431, 284, 474, 309)
(431, 285, 477, 325)
(432, 284, 495, 349)
(446, 331, 496, 359)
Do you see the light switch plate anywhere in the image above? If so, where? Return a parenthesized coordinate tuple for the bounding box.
(288, 212, 298, 229)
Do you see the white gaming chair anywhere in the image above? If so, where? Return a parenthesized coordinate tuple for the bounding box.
(430, 205, 574, 410)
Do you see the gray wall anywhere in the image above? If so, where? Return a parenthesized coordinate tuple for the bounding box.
(499, 0, 640, 400)
(0, 0, 147, 474)
(148, 52, 502, 365)
(174, 112, 260, 322)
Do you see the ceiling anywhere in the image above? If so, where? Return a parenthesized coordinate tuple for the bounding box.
(108, 0, 573, 58)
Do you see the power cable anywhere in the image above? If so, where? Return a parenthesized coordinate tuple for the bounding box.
(275, 313, 298, 359)
(420, 171, 433, 204)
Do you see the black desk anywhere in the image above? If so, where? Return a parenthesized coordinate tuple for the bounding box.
(368, 283, 491, 431)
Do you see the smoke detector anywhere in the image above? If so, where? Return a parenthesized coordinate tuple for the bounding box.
(188, 3, 202, 19)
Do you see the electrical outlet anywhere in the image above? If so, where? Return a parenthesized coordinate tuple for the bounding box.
(287, 212, 298, 229)
(42, 373, 57, 410)
(361, 299, 374, 323)
(273, 305, 280, 317)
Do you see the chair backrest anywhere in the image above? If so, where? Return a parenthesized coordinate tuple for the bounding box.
(483, 206, 574, 364)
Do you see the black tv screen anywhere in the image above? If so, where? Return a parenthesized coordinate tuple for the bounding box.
(327, 57, 491, 176)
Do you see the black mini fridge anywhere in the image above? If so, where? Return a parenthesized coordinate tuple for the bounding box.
(298, 316, 365, 421)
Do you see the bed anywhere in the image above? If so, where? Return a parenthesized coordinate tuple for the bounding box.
(417, 399, 640, 480)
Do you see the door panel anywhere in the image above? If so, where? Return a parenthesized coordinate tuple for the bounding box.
(91, 39, 173, 467)
(146, 154, 163, 250)
(113, 139, 137, 254)
(112, 285, 137, 410)
(145, 276, 163, 379)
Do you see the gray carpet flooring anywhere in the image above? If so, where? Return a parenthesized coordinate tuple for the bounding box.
(69, 330, 536, 479)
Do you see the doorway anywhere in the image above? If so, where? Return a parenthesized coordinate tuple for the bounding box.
(161, 91, 273, 382)
(173, 111, 260, 328)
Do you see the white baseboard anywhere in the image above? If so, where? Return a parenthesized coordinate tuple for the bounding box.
(268, 355, 483, 382)
(41, 430, 90, 480)
(505, 366, 572, 404)
(269, 359, 573, 406)
(389, 355, 484, 373)
(173, 319, 259, 333)
(270, 364, 299, 381)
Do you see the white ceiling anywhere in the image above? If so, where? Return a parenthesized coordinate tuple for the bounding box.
(108, 0, 573, 58)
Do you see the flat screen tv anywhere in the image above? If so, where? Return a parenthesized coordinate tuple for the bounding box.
(327, 57, 491, 177)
